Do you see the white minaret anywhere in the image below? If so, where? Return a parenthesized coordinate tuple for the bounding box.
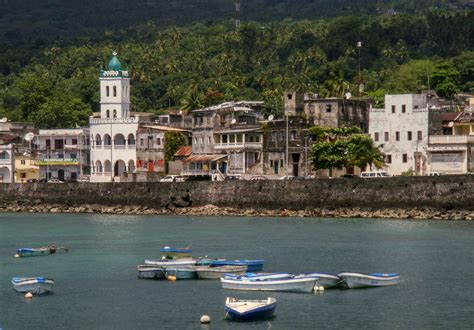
(99, 52, 130, 119)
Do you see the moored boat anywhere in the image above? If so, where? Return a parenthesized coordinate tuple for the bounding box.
(11, 277, 55, 294)
(161, 246, 192, 259)
(225, 297, 277, 321)
(210, 259, 264, 271)
(137, 265, 165, 279)
(303, 272, 342, 288)
(144, 258, 197, 267)
(195, 265, 247, 279)
(16, 245, 57, 257)
(225, 272, 294, 281)
(163, 266, 198, 280)
(338, 272, 400, 288)
(220, 276, 317, 293)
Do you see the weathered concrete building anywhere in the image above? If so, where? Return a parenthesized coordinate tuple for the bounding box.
(0, 143, 14, 183)
(369, 94, 445, 176)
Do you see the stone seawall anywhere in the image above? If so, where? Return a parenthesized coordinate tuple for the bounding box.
(0, 175, 473, 219)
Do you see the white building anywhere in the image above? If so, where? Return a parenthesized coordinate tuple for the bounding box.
(89, 52, 138, 182)
(35, 129, 89, 181)
(0, 144, 14, 182)
(369, 94, 443, 175)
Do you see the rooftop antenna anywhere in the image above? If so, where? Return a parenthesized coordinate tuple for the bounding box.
(235, 0, 241, 29)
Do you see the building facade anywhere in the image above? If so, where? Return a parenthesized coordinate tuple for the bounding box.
(35, 129, 90, 181)
(89, 53, 139, 182)
(14, 153, 39, 183)
(369, 94, 444, 176)
(0, 144, 14, 183)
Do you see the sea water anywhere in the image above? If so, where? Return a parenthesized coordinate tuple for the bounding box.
(0, 213, 473, 329)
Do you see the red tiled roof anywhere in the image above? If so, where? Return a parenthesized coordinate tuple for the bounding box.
(184, 154, 227, 162)
(174, 145, 192, 157)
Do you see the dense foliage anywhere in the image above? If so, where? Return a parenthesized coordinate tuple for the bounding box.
(309, 126, 385, 175)
(0, 10, 473, 128)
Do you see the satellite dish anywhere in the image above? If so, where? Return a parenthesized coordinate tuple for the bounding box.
(231, 118, 237, 124)
(345, 92, 352, 100)
(0, 117, 7, 123)
(178, 110, 183, 115)
(268, 115, 274, 121)
(24, 132, 35, 141)
(448, 121, 454, 127)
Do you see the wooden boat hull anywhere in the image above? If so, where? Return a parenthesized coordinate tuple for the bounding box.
(195, 266, 247, 279)
(225, 297, 277, 321)
(137, 265, 165, 279)
(163, 266, 197, 280)
(11, 277, 55, 294)
(338, 272, 400, 288)
(210, 259, 264, 271)
(144, 258, 197, 267)
(304, 273, 342, 288)
(221, 277, 317, 293)
(16, 247, 55, 257)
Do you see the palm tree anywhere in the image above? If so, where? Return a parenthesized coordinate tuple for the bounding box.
(348, 135, 385, 171)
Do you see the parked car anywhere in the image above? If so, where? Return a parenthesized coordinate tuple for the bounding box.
(279, 175, 297, 180)
(360, 171, 392, 178)
(250, 176, 268, 181)
(225, 174, 243, 181)
(48, 178, 64, 183)
(160, 175, 186, 182)
(428, 172, 442, 176)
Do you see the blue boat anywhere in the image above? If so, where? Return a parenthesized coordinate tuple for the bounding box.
(160, 246, 192, 259)
(210, 259, 264, 271)
(225, 297, 277, 321)
(163, 266, 197, 280)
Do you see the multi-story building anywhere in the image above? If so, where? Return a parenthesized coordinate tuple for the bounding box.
(0, 143, 14, 182)
(183, 101, 264, 178)
(35, 129, 90, 181)
(89, 52, 143, 182)
(14, 153, 39, 183)
(369, 94, 444, 175)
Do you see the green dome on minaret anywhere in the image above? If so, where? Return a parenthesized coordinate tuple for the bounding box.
(108, 52, 122, 71)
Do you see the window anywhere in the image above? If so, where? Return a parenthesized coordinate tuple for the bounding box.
(270, 160, 274, 167)
(384, 132, 389, 142)
(72, 139, 77, 145)
(222, 135, 228, 143)
(280, 160, 284, 168)
(201, 137, 204, 144)
(21, 160, 26, 165)
(157, 138, 161, 145)
(46, 139, 51, 148)
(386, 155, 392, 164)
(20, 173, 26, 179)
(287, 94, 293, 100)
(140, 138, 144, 146)
(391, 105, 395, 113)
(106, 110, 110, 118)
(54, 139, 64, 150)
(290, 131, 297, 141)
(194, 137, 198, 145)
(407, 131, 412, 141)
(70, 153, 77, 159)
(113, 86, 117, 97)
(402, 154, 408, 163)
(106, 86, 109, 97)
(374, 132, 379, 142)
(402, 105, 406, 113)
(272, 132, 277, 141)
(417, 131, 422, 140)
(326, 104, 332, 113)
(395, 131, 400, 141)
(113, 109, 117, 118)
(208, 137, 211, 144)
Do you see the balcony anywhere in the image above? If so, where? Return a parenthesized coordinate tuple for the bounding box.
(427, 135, 474, 152)
(214, 142, 262, 150)
(0, 158, 11, 165)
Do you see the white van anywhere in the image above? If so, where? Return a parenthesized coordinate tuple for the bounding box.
(360, 171, 392, 178)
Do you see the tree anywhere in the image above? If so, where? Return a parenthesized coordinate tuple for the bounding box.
(431, 60, 460, 99)
(164, 131, 186, 163)
(347, 134, 385, 171)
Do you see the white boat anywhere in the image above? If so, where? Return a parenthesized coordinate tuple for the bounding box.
(338, 272, 400, 288)
(144, 258, 197, 267)
(220, 276, 317, 293)
(11, 277, 55, 294)
(195, 265, 247, 279)
(225, 297, 277, 321)
(303, 272, 342, 288)
(224, 272, 294, 281)
(137, 265, 165, 279)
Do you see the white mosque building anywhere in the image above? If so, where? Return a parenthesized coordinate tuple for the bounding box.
(89, 52, 138, 182)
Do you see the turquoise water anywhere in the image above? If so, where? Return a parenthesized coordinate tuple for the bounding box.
(0, 213, 473, 329)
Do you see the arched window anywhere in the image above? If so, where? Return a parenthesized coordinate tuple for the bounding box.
(106, 86, 110, 97)
(106, 110, 110, 118)
(113, 110, 117, 118)
(113, 86, 117, 97)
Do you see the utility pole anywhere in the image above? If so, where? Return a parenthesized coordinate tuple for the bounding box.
(357, 41, 364, 96)
(285, 114, 289, 177)
(235, 0, 241, 29)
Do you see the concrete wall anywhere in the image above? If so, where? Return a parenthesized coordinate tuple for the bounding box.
(1, 175, 473, 211)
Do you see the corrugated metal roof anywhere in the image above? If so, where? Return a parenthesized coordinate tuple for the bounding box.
(174, 145, 192, 157)
(442, 112, 464, 122)
(184, 154, 227, 162)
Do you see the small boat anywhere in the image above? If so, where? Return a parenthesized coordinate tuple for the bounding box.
(338, 272, 400, 288)
(225, 297, 277, 321)
(220, 276, 317, 293)
(15, 245, 59, 257)
(163, 266, 197, 280)
(144, 258, 197, 267)
(195, 265, 247, 279)
(161, 246, 192, 259)
(210, 259, 264, 271)
(137, 265, 165, 279)
(303, 272, 342, 288)
(11, 277, 55, 295)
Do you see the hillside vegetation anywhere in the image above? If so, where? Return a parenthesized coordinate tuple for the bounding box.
(0, 8, 472, 128)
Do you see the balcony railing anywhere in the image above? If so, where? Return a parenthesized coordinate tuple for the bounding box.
(429, 135, 474, 144)
(0, 158, 11, 164)
(214, 142, 262, 150)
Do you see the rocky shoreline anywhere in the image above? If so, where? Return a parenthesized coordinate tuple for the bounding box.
(1, 201, 473, 220)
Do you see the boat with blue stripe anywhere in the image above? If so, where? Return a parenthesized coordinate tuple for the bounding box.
(225, 297, 277, 321)
(210, 259, 264, 271)
(303, 272, 342, 288)
(338, 272, 400, 288)
(11, 277, 55, 295)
